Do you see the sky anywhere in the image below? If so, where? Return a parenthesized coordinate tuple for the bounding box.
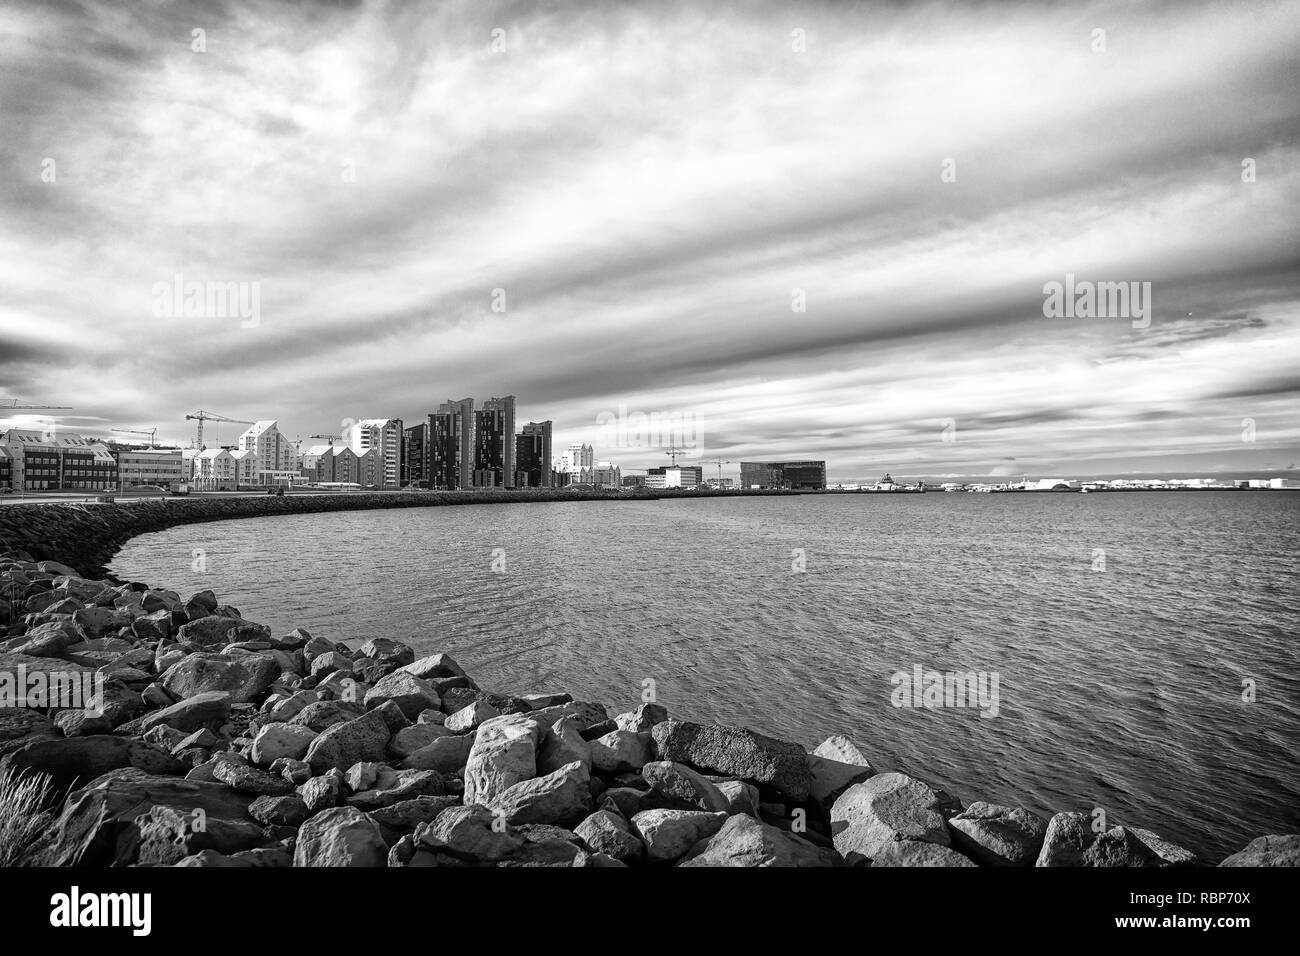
(1, 0, 1298, 481)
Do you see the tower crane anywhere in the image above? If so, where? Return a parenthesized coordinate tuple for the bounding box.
(310, 434, 342, 445)
(705, 457, 731, 486)
(185, 410, 253, 449)
(664, 446, 689, 466)
(111, 427, 158, 448)
(0, 398, 71, 411)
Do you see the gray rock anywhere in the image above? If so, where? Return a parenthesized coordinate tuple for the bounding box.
(613, 703, 669, 732)
(309, 651, 352, 678)
(289, 700, 366, 732)
(250, 722, 318, 766)
(248, 794, 309, 827)
(652, 719, 811, 802)
(680, 813, 843, 867)
(631, 808, 728, 863)
(364, 670, 440, 720)
(387, 723, 451, 760)
(489, 760, 592, 827)
(4, 735, 185, 793)
(574, 809, 644, 864)
(463, 713, 542, 806)
(136, 804, 268, 866)
(345, 761, 385, 792)
(871, 840, 979, 867)
(807, 754, 875, 807)
(642, 760, 730, 812)
(948, 801, 1049, 867)
(713, 778, 762, 816)
(139, 690, 234, 735)
(1130, 827, 1201, 866)
(444, 699, 500, 733)
(400, 734, 474, 775)
(370, 795, 459, 832)
(293, 806, 387, 867)
(830, 772, 951, 864)
(1035, 812, 1163, 867)
(590, 730, 653, 774)
(415, 804, 524, 863)
(400, 652, 468, 681)
(271, 757, 312, 785)
(160, 653, 280, 703)
(537, 715, 592, 775)
(357, 638, 415, 667)
(347, 770, 446, 811)
(304, 710, 392, 774)
(1219, 834, 1300, 867)
(297, 769, 347, 813)
(212, 760, 295, 796)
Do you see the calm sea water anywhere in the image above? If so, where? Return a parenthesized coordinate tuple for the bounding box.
(112, 492, 1300, 860)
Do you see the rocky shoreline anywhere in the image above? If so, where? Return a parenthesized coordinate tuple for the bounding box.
(0, 523, 1296, 866)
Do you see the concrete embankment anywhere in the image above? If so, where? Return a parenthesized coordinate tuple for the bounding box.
(0, 488, 772, 581)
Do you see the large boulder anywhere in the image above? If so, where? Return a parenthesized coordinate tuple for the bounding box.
(400, 734, 474, 775)
(680, 813, 843, 867)
(642, 761, 730, 813)
(357, 638, 415, 668)
(177, 615, 270, 648)
(138, 690, 232, 734)
(304, 710, 392, 774)
(3, 735, 185, 793)
(463, 714, 542, 806)
(537, 716, 592, 775)
(1219, 834, 1300, 867)
(651, 719, 811, 802)
(829, 772, 951, 864)
(363, 671, 440, 720)
(400, 653, 468, 681)
(488, 761, 591, 828)
(589, 730, 653, 774)
(871, 840, 979, 867)
(574, 809, 644, 864)
(212, 760, 295, 797)
(414, 804, 524, 863)
(36, 768, 255, 867)
(1035, 812, 1163, 867)
(948, 802, 1049, 867)
(293, 807, 387, 867)
(160, 653, 280, 703)
(631, 808, 728, 863)
(136, 805, 269, 866)
(250, 722, 318, 766)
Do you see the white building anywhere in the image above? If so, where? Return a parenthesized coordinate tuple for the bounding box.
(237, 420, 298, 485)
(349, 418, 403, 489)
(192, 448, 236, 489)
(229, 448, 260, 485)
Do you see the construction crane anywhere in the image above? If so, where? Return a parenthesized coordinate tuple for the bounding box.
(185, 410, 254, 449)
(705, 457, 731, 485)
(664, 446, 689, 466)
(111, 427, 158, 448)
(310, 433, 342, 445)
(0, 398, 71, 411)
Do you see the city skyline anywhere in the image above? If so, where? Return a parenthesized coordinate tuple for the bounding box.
(2, 0, 1299, 480)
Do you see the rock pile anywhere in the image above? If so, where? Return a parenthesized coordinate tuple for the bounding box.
(0, 548, 1296, 867)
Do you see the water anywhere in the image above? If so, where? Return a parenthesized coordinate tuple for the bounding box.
(112, 492, 1300, 860)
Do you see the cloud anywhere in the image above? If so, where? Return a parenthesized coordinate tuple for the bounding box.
(0, 0, 1298, 478)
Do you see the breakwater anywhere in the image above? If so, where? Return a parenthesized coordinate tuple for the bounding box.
(0, 488, 781, 581)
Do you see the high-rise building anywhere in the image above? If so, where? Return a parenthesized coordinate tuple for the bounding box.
(402, 422, 429, 487)
(350, 418, 403, 489)
(515, 432, 543, 487)
(562, 442, 594, 473)
(431, 398, 473, 489)
(475, 395, 516, 488)
(520, 420, 552, 488)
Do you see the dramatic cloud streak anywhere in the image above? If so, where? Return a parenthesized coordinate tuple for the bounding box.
(1, 0, 1297, 478)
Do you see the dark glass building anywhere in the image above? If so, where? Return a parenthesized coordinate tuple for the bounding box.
(739, 460, 827, 490)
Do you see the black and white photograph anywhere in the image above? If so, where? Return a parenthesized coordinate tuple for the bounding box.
(0, 0, 1296, 935)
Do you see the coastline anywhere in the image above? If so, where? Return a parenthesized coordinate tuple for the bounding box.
(0, 503, 1296, 867)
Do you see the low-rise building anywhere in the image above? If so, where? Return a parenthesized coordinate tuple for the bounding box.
(110, 444, 185, 488)
(739, 461, 826, 490)
(1, 429, 117, 491)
